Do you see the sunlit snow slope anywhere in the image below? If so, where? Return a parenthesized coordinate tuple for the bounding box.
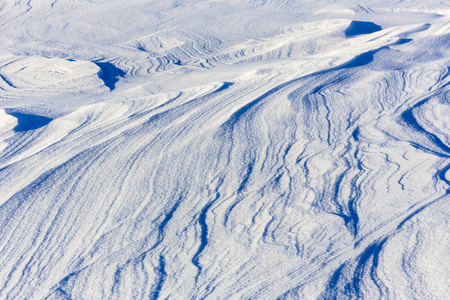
(1, 0, 450, 299)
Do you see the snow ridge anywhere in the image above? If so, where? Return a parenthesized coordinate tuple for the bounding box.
(0, 0, 449, 299)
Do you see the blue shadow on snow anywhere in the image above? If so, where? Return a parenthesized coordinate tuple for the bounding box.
(94, 62, 125, 91)
(345, 21, 382, 37)
(8, 112, 52, 132)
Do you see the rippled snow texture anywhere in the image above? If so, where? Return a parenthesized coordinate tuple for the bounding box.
(0, 1, 450, 299)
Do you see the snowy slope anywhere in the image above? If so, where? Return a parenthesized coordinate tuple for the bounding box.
(0, 0, 449, 299)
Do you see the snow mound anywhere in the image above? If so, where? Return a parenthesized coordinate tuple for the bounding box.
(0, 56, 106, 93)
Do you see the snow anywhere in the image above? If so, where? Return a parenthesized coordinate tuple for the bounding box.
(0, 0, 449, 299)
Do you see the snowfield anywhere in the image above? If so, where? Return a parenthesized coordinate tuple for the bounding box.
(0, 0, 449, 299)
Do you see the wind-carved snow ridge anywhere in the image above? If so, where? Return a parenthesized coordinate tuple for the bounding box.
(0, 0, 450, 299)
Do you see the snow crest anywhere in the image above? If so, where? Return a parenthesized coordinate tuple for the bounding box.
(0, 0, 449, 299)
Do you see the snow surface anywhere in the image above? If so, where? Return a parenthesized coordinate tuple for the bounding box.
(0, 0, 450, 299)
